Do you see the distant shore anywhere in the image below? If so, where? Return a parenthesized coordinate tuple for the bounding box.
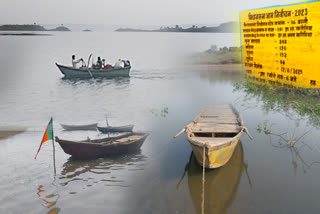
(115, 21, 239, 33)
(0, 24, 70, 32)
(0, 33, 52, 36)
(0, 127, 26, 140)
(190, 45, 241, 64)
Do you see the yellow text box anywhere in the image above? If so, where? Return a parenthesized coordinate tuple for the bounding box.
(240, 0, 320, 88)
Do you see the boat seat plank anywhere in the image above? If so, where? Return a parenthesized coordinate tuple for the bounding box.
(113, 135, 141, 143)
(198, 118, 236, 121)
(196, 118, 238, 122)
(200, 115, 234, 119)
(198, 113, 236, 117)
(195, 122, 240, 127)
(192, 124, 240, 133)
(190, 137, 235, 148)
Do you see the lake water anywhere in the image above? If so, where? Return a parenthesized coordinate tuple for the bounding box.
(0, 32, 320, 214)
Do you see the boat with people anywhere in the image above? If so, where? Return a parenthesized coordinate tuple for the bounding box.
(55, 132, 149, 159)
(97, 124, 134, 133)
(174, 104, 252, 168)
(56, 54, 131, 78)
(60, 123, 98, 131)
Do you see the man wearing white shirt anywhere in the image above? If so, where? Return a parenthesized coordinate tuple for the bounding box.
(72, 55, 83, 68)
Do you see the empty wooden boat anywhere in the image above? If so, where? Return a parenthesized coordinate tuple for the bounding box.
(60, 123, 98, 131)
(97, 124, 134, 133)
(174, 104, 252, 168)
(55, 132, 148, 159)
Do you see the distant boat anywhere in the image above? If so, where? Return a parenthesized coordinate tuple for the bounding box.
(56, 54, 131, 78)
(55, 132, 149, 159)
(174, 104, 252, 168)
(56, 63, 130, 78)
(97, 124, 134, 133)
(60, 123, 98, 131)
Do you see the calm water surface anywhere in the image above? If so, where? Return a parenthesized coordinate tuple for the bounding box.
(0, 32, 320, 214)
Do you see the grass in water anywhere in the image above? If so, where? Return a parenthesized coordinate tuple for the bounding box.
(234, 80, 320, 126)
(190, 45, 241, 64)
(234, 80, 320, 173)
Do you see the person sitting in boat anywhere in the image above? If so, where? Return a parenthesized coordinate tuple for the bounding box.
(96, 56, 103, 69)
(72, 55, 84, 68)
(114, 59, 124, 68)
(122, 59, 130, 67)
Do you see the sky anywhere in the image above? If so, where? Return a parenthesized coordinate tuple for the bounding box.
(0, 0, 300, 25)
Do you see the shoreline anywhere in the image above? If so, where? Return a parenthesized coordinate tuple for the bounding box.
(0, 127, 26, 140)
(0, 33, 52, 36)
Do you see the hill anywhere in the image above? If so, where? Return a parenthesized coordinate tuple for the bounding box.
(0, 24, 71, 31)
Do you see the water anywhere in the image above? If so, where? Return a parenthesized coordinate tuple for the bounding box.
(0, 32, 320, 214)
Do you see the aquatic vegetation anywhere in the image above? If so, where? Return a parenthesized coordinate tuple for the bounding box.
(160, 107, 169, 117)
(234, 80, 320, 127)
(235, 80, 320, 173)
(190, 45, 241, 64)
(256, 120, 320, 174)
(256, 120, 310, 148)
(150, 107, 169, 118)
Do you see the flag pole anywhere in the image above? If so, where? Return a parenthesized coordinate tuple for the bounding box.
(52, 118, 56, 175)
(106, 114, 110, 138)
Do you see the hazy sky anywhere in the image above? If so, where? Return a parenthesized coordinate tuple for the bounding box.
(0, 0, 297, 25)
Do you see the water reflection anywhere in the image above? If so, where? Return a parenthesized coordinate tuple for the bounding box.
(182, 142, 248, 214)
(37, 185, 61, 214)
(59, 152, 146, 187)
(199, 70, 243, 83)
(59, 76, 130, 88)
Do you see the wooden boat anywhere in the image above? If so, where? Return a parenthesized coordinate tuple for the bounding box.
(60, 123, 98, 131)
(55, 132, 148, 159)
(56, 63, 130, 78)
(97, 124, 134, 133)
(174, 104, 252, 168)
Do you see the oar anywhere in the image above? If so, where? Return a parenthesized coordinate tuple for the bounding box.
(243, 127, 253, 140)
(106, 115, 110, 127)
(87, 68, 94, 78)
(174, 128, 185, 139)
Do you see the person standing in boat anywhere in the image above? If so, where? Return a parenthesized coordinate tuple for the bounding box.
(72, 55, 84, 68)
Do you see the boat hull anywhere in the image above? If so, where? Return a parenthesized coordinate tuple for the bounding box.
(97, 125, 134, 133)
(56, 63, 130, 78)
(188, 135, 241, 168)
(183, 104, 245, 169)
(55, 133, 148, 159)
(60, 123, 98, 131)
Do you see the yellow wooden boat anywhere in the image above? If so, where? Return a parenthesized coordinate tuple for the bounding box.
(174, 104, 252, 168)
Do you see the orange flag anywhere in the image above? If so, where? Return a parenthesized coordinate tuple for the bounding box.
(35, 118, 53, 160)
